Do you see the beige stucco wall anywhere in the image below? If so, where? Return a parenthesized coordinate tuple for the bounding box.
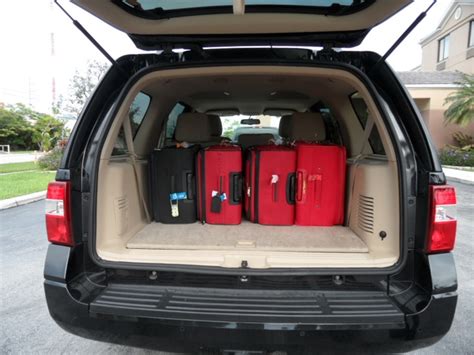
(420, 4, 473, 73)
(408, 87, 474, 148)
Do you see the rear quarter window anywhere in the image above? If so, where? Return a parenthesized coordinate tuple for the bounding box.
(165, 103, 186, 140)
(350, 93, 386, 156)
(112, 92, 151, 156)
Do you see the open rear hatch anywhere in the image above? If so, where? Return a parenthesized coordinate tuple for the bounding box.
(70, 0, 412, 49)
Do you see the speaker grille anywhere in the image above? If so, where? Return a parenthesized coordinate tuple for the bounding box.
(358, 195, 374, 234)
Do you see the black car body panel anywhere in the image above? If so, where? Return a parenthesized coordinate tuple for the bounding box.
(44, 244, 457, 353)
(43, 46, 457, 351)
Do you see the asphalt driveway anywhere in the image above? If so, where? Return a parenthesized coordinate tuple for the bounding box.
(1, 182, 472, 354)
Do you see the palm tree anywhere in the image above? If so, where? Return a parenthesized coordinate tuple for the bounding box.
(444, 73, 474, 126)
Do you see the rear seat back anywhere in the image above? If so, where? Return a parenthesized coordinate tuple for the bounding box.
(279, 112, 326, 142)
(237, 133, 275, 150)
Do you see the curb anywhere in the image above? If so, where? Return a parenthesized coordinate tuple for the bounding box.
(443, 167, 474, 186)
(0, 191, 46, 210)
(445, 176, 474, 186)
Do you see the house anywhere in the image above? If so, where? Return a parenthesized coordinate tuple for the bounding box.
(398, 1, 474, 149)
(419, 0, 473, 73)
(398, 71, 474, 148)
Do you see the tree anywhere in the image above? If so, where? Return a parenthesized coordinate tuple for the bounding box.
(444, 73, 474, 126)
(0, 107, 35, 150)
(59, 60, 110, 116)
(32, 115, 65, 152)
(222, 118, 241, 139)
(0, 104, 65, 151)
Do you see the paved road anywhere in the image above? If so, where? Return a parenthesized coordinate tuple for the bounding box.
(1, 182, 472, 354)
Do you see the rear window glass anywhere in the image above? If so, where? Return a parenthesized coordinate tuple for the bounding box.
(166, 103, 186, 139)
(350, 94, 386, 156)
(129, 92, 151, 137)
(222, 115, 281, 141)
(120, 0, 372, 16)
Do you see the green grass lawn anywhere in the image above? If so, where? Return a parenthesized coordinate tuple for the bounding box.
(0, 171, 55, 200)
(0, 161, 39, 173)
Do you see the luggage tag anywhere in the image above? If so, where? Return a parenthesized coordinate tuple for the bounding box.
(169, 192, 187, 217)
(211, 190, 227, 213)
(271, 175, 279, 201)
(211, 190, 221, 213)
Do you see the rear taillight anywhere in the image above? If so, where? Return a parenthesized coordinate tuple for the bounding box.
(427, 185, 457, 253)
(45, 181, 73, 246)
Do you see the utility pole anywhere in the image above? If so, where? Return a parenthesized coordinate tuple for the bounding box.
(50, 0, 56, 114)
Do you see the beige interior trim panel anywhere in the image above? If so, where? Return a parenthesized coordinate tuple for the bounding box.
(95, 65, 400, 269)
(72, 0, 411, 36)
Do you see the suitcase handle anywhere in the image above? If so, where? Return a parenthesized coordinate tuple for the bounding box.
(229, 172, 242, 205)
(296, 170, 304, 202)
(286, 173, 296, 204)
(186, 172, 194, 200)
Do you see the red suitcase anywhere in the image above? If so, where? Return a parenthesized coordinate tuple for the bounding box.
(295, 143, 346, 226)
(245, 145, 296, 225)
(197, 145, 243, 225)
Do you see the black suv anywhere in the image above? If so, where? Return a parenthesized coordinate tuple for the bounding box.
(44, 1, 457, 353)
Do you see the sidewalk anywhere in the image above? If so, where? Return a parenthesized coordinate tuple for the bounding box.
(0, 152, 43, 165)
(443, 167, 474, 185)
(0, 191, 46, 210)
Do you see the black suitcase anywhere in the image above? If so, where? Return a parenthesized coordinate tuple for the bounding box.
(150, 146, 199, 223)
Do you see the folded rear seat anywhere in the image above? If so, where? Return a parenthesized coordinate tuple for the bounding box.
(150, 113, 213, 224)
(237, 133, 275, 150)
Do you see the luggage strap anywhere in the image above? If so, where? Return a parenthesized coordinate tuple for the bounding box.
(122, 117, 151, 222)
(346, 116, 374, 225)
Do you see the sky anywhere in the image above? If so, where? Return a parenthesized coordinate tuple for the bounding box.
(0, 0, 454, 114)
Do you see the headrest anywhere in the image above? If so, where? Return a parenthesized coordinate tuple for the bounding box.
(278, 112, 326, 141)
(278, 115, 292, 139)
(174, 113, 212, 143)
(208, 114, 222, 137)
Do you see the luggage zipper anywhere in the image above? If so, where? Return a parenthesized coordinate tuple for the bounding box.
(246, 152, 253, 221)
(254, 151, 261, 222)
(200, 151, 206, 224)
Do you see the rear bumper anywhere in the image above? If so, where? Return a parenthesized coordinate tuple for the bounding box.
(44, 245, 457, 352)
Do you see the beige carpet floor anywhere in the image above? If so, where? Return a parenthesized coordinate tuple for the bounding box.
(127, 221, 368, 253)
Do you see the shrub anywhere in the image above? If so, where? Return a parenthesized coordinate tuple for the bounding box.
(38, 146, 64, 171)
(452, 131, 474, 148)
(439, 146, 474, 167)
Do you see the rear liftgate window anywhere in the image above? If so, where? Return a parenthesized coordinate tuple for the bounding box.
(112, 92, 151, 156)
(119, 0, 374, 17)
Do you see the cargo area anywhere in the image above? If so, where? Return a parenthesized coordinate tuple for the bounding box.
(94, 65, 401, 269)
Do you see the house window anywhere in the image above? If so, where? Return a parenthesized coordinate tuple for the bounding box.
(438, 35, 450, 61)
(469, 20, 474, 48)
